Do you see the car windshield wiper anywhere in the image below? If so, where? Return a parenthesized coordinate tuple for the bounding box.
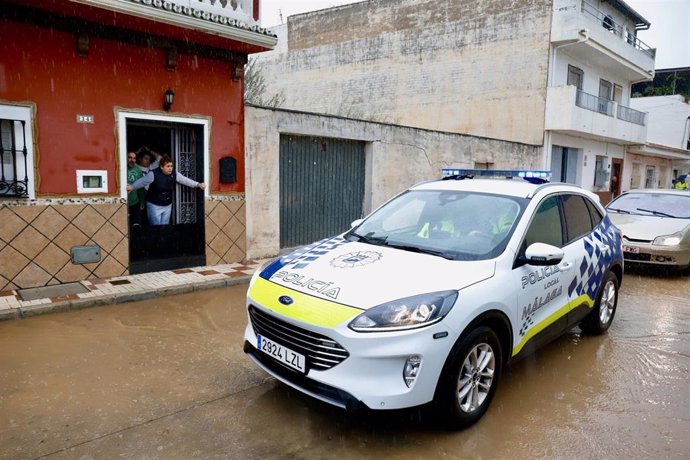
(383, 242, 455, 260)
(636, 208, 676, 218)
(349, 231, 388, 245)
(607, 207, 631, 214)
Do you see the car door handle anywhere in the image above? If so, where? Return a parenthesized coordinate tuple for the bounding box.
(558, 262, 573, 272)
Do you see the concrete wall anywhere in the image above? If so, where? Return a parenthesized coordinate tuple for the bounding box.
(255, 0, 552, 146)
(245, 106, 542, 259)
(630, 95, 690, 149)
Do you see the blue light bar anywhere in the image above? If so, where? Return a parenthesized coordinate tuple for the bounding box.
(442, 169, 551, 180)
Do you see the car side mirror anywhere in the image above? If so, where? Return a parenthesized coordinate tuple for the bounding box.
(522, 243, 564, 266)
(350, 218, 364, 228)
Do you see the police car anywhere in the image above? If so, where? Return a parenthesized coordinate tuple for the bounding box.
(243, 170, 623, 428)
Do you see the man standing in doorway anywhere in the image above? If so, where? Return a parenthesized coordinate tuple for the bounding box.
(126, 151, 145, 228)
(126, 154, 205, 225)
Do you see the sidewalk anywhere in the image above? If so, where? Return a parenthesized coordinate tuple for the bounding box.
(0, 261, 265, 321)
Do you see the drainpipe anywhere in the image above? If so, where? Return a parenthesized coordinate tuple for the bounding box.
(683, 116, 690, 149)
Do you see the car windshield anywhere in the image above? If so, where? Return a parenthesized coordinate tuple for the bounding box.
(607, 193, 690, 219)
(348, 190, 526, 261)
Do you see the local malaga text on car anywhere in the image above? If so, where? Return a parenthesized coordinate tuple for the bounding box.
(244, 169, 624, 428)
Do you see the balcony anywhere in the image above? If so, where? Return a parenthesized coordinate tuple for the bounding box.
(551, 0, 655, 81)
(546, 85, 648, 144)
(62, 0, 277, 49)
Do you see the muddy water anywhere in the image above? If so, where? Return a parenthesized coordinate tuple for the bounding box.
(0, 272, 688, 459)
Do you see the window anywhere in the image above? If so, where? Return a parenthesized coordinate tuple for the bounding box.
(567, 65, 584, 90)
(524, 196, 563, 248)
(562, 194, 593, 243)
(0, 106, 34, 199)
(594, 155, 608, 188)
(631, 162, 642, 189)
(598, 79, 613, 115)
(585, 199, 603, 228)
(603, 15, 615, 32)
(645, 166, 656, 189)
(613, 84, 623, 104)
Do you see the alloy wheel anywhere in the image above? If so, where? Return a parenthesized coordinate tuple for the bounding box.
(456, 343, 495, 413)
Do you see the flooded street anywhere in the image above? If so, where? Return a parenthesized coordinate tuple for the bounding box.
(1, 272, 688, 459)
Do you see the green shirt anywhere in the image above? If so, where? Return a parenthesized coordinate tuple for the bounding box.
(127, 165, 146, 205)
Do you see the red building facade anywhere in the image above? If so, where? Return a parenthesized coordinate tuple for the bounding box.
(0, 0, 276, 290)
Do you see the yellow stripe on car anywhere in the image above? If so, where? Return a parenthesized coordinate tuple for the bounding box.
(249, 277, 363, 328)
(512, 294, 594, 356)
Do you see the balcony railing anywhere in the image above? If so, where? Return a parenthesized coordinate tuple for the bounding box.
(617, 104, 646, 126)
(581, 1, 655, 58)
(137, 0, 256, 25)
(0, 119, 29, 197)
(575, 89, 647, 126)
(576, 89, 614, 116)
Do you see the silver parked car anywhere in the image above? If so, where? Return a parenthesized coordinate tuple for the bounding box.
(606, 189, 690, 272)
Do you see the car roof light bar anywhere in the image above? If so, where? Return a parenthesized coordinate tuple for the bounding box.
(441, 169, 551, 183)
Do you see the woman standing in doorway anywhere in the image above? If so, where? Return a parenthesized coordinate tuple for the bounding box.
(126, 154, 205, 225)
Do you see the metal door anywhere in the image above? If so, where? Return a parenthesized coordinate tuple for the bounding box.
(280, 135, 366, 248)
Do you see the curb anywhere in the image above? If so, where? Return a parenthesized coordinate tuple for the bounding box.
(6, 274, 252, 321)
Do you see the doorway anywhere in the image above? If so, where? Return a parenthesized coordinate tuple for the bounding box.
(125, 119, 206, 274)
(610, 158, 622, 197)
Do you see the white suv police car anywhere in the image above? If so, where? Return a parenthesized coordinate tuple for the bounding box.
(244, 170, 623, 428)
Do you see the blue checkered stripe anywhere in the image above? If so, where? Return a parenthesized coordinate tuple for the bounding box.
(280, 236, 349, 270)
(567, 218, 620, 301)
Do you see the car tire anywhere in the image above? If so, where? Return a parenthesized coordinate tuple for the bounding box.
(580, 271, 618, 335)
(433, 326, 502, 429)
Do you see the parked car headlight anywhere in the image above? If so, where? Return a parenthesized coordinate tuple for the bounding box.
(349, 290, 458, 332)
(653, 232, 683, 246)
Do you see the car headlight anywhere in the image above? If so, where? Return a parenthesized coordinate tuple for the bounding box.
(653, 232, 682, 246)
(348, 290, 458, 332)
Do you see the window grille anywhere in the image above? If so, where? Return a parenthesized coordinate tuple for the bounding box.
(0, 119, 30, 197)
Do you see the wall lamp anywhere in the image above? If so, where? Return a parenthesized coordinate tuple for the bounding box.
(163, 88, 175, 112)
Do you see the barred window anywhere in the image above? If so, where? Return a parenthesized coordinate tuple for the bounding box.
(0, 118, 30, 197)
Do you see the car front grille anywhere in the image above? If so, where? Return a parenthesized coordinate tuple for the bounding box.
(624, 252, 652, 262)
(248, 305, 349, 371)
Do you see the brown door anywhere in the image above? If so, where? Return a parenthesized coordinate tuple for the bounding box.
(610, 159, 622, 197)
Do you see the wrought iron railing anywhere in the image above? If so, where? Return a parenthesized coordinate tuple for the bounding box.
(581, 1, 655, 58)
(576, 89, 614, 116)
(617, 104, 646, 126)
(0, 119, 29, 197)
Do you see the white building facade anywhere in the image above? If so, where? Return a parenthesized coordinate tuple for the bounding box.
(628, 94, 690, 188)
(254, 0, 656, 203)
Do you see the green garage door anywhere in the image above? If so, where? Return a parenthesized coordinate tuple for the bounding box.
(280, 135, 366, 248)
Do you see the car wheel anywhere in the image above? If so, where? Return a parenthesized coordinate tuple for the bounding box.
(433, 326, 502, 429)
(580, 271, 618, 335)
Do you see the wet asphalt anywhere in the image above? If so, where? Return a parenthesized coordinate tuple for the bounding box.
(0, 268, 688, 459)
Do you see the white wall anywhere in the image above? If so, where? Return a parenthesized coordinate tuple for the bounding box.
(253, 0, 553, 146)
(630, 95, 690, 149)
(245, 106, 542, 259)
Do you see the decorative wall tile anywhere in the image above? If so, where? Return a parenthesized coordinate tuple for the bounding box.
(72, 206, 106, 236)
(54, 203, 86, 221)
(94, 255, 126, 279)
(56, 262, 90, 284)
(14, 263, 51, 288)
(54, 224, 89, 252)
(32, 207, 69, 240)
(11, 226, 50, 260)
(92, 222, 125, 253)
(34, 242, 69, 275)
(0, 207, 27, 243)
(0, 245, 30, 281)
(11, 205, 43, 224)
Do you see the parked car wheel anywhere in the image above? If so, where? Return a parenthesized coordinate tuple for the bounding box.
(580, 272, 618, 335)
(434, 327, 502, 429)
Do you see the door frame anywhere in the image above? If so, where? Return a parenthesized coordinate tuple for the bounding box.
(116, 110, 209, 201)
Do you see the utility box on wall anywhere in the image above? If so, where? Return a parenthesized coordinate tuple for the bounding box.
(219, 156, 237, 184)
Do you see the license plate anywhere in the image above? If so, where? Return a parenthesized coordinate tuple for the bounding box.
(623, 245, 639, 254)
(257, 334, 306, 373)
